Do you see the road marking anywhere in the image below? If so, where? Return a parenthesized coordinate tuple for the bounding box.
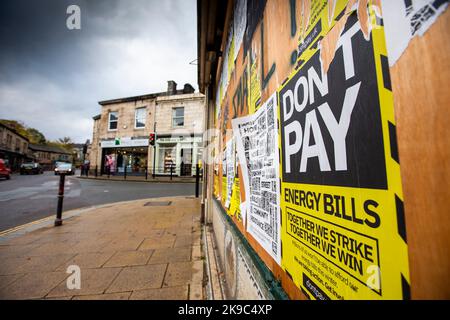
(0, 215, 53, 237)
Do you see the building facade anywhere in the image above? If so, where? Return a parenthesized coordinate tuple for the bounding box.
(89, 81, 205, 176)
(72, 141, 90, 167)
(29, 144, 73, 170)
(0, 122, 31, 171)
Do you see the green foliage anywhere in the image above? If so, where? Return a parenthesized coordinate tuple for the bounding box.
(26, 128, 46, 144)
(0, 119, 73, 150)
(0, 119, 47, 144)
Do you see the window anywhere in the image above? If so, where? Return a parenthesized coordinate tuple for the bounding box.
(158, 144, 177, 174)
(108, 112, 118, 130)
(172, 107, 184, 127)
(135, 107, 146, 129)
(6, 134, 12, 147)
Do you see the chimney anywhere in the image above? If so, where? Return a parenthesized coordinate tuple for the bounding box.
(167, 80, 177, 95)
(183, 83, 195, 94)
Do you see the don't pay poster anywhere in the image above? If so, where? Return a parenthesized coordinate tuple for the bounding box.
(279, 9, 409, 300)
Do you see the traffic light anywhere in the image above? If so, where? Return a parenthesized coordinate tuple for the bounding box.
(149, 132, 156, 146)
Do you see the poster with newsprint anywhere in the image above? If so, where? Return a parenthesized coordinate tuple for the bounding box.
(232, 93, 281, 265)
(225, 138, 235, 209)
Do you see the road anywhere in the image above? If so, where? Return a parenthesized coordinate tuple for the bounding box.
(0, 171, 199, 232)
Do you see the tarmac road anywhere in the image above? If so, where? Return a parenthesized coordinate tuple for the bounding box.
(0, 171, 199, 232)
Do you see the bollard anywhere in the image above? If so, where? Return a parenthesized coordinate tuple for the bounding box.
(170, 164, 174, 181)
(124, 165, 127, 180)
(145, 166, 148, 180)
(95, 166, 98, 177)
(54, 173, 66, 226)
(195, 164, 200, 198)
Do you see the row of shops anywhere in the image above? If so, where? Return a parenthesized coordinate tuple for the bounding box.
(98, 135, 202, 176)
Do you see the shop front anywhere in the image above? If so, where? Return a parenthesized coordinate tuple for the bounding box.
(100, 137, 149, 175)
(155, 135, 202, 176)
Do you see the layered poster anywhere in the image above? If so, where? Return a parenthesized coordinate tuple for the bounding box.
(215, 0, 410, 300)
(279, 7, 409, 299)
(232, 93, 281, 265)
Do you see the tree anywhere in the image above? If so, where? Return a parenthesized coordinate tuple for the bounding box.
(56, 136, 74, 152)
(58, 137, 73, 145)
(26, 128, 46, 144)
(0, 119, 47, 144)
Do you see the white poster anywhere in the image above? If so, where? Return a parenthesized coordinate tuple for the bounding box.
(225, 138, 235, 209)
(382, 0, 448, 66)
(232, 93, 281, 265)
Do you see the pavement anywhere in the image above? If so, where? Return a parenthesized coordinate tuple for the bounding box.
(0, 196, 205, 300)
(0, 171, 200, 231)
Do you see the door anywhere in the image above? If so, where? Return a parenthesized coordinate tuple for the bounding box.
(180, 147, 192, 176)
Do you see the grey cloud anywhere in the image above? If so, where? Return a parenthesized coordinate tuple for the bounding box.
(0, 0, 197, 142)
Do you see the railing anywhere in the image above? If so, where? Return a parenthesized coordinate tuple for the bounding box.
(80, 164, 203, 181)
(79, 164, 203, 197)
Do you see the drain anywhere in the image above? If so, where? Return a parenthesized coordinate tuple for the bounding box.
(143, 201, 172, 207)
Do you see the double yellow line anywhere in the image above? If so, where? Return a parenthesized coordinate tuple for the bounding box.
(0, 215, 53, 237)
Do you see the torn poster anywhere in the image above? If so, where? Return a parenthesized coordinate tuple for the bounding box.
(232, 93, 281, 265)
(239, 201, 247, 229)
(382, 0, 448, 66)
(225, 138, 235, 209)
(233, 0, 247, 62)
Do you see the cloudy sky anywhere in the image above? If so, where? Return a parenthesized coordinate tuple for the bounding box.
(0, 0, 198, 143)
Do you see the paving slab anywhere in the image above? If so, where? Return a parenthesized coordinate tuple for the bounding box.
(138, 236, 175, 250)
(46, 267, 122, 298)
(106, 264, 167, 293)
(0, 272, 68, 300)
(0, 274, 25, 290)
(72, 291, 131, 300)
(163, 262, 193, 287)
(148, 247, 191, 264)
(56, 252, 115, 271)
(103, 250, 153, 267)
(130, 286, 188, 300)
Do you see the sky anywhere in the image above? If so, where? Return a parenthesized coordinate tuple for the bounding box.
(0, 0, 198, 143)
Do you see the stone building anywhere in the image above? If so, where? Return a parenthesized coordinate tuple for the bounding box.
(0, 122, 31, 171)
(89, 81, 205, 176)
(72, 141, 90, 167)
(29, 144, 72, 170)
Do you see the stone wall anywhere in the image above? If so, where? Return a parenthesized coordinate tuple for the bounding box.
(155, 93, 205, 136)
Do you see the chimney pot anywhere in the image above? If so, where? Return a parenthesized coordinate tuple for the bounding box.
(167, 80, 177, 95)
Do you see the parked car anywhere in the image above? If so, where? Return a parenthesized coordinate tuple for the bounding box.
(55, 162, 76, 175)
(0, 159, 11, 180)
(20, 162, 44, 175)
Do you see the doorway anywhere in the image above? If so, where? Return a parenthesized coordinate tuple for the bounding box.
(180, 147, 192, 176)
